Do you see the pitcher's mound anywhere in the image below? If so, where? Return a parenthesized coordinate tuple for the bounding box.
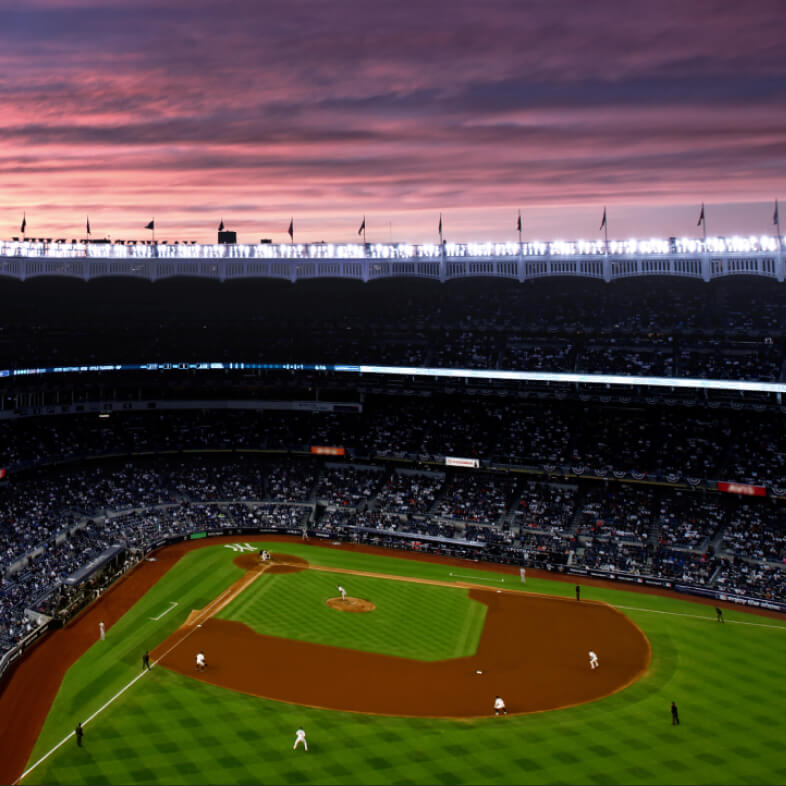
(327, 597, 375, 613)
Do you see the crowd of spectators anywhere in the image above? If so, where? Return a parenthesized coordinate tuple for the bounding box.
(582, 538, 649, 574)
(719, 502, 786, 563)
(2, 278, 786, 388)
(513, 482, 577, 535)
(373, 471, 444, 514)
(432, 474, 514, 526)
(4, 396, 784, 489)
(574, 485, 654, 543)
(655, 492, 726, 550)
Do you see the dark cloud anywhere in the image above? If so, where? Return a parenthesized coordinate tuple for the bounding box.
(1, 0, 784, 240)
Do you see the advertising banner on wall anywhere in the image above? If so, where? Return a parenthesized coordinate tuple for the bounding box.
(716, 481, 767, 497)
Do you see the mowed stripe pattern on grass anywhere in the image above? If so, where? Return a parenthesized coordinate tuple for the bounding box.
(217, 570, 487, 661)
(22, 542, 786, 785)
(25, 545, 248, 764)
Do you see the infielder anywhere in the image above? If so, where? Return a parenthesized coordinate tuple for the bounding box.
(294, 727, 308, 751)
(196, 651, 206, 671)
(588, 650, 599, 669)
(337, 585, 347, 601)
(494, 696, 507, 715)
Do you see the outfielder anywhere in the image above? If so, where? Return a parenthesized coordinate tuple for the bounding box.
(294, 727, 308, 751)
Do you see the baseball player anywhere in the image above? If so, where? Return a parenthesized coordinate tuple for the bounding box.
(519, 566, 526, 583)
(99, 621, 105, 641)
(337, 585, 347, 601)
(196, 651, 206, 671)
(589, 650, 599, 669)
(293, 726, 308, 751)
(494, 696, 507, 715)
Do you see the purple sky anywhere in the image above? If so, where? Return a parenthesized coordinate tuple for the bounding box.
(1, 0, 784, 243)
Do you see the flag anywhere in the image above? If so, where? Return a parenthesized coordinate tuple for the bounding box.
(358, 216, 365, 236)
(438, 214, 443, 237)
(86, 216, 91, 235)
(697, 203, 704, 227)
(20, 214, 26, 233)
(287, 218, 294, 239)
(599, 207, 607, 230)
(774, 200, 779, 226)
(145, 219, 155, 230)
(517, 212, 522, 232)
(218, 219, 224, 232)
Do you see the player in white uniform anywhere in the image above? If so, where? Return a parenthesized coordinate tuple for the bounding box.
(337, 585, 347, 601)
(293, 727, 308, 751)
(196, 652, 206, 671)
(494, 696, 507, 715)
(99, 621, 106, 641)
(589, 650, 599, 669)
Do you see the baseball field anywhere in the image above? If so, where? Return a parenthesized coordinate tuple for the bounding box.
(5, 535, 786, 785)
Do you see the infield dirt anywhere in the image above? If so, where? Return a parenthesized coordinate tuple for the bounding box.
(152, 552, 651, 718)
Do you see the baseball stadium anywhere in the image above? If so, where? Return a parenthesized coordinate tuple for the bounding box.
(0, 258, 786, 785)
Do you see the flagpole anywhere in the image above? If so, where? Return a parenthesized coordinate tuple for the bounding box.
(438, 213, 445, 283)
(775, 199, 785, 284)
(363, 216, 366, 244)
(517, 210, 522, 247)
(604, 210, 609, 254)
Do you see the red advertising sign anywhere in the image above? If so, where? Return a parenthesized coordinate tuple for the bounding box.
(310, 446, 345, 456)
(716, 481, 767, 497)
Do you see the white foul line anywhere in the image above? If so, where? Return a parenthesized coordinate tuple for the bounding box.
(17, 668, 150, 784)
(149, 601, 178, 621)
(613, 604, 786, 630)
(17, 625, 207, 784)
(448, 572, 504, 583)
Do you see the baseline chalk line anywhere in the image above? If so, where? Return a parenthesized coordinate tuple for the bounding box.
(613, 604, 786, 630)
(449, 572, 505, 583)
(149, 601, 178, 621)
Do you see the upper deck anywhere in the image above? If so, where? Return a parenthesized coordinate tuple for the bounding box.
(0, 235, 783, 283)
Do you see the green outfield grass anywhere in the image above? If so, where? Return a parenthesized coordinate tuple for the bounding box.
(21, 541, 786, 785)
(217, 569, 486, 660)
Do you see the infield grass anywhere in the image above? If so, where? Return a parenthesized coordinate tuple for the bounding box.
(22, 540, 786, 785)
(218, 569, 486, 660)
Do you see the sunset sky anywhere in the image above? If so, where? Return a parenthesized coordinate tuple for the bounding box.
(1, 0, 784, 244)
